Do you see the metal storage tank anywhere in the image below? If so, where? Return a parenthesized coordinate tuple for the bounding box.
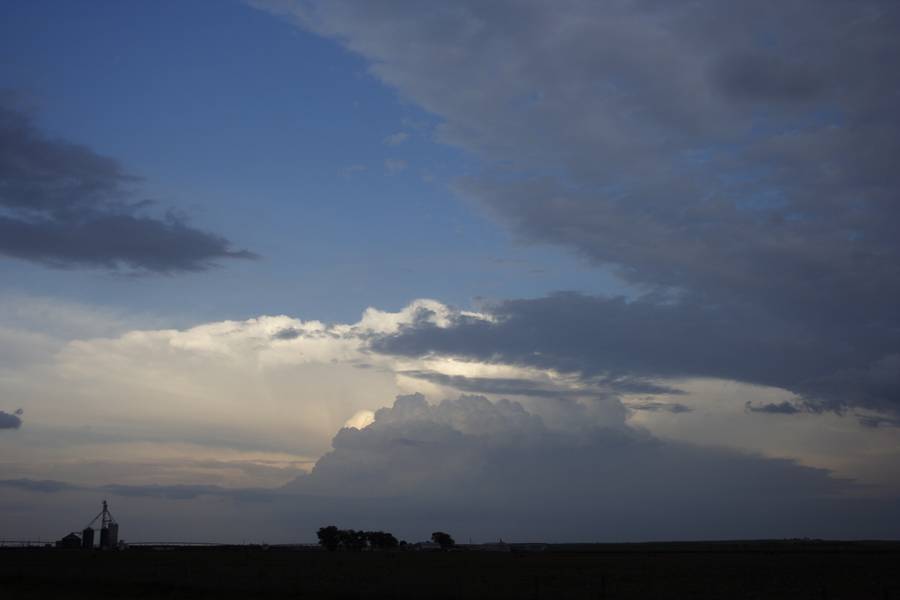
(107, 523, 119, 548)
(81, 527, 94, 549)
(80, 500, 120, 550)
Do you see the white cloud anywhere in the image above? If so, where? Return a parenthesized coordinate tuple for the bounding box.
(343, 409, 375, 430)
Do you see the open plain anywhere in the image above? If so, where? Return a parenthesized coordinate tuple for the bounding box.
(1, 540, 899, 599)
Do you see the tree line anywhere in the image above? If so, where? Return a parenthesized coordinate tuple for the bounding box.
(316, 526, 455, 551)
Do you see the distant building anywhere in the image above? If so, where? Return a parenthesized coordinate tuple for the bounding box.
(56, 533, 81, 549)
(58, 500, 121, 550)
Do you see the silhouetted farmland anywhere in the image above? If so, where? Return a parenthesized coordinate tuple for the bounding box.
(1, 540, 898, 599)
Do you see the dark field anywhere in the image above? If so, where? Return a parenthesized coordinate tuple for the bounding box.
(2, 540, 899, 599)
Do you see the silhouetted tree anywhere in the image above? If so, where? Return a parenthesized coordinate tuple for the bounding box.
(431, 531, 455, 550)
(318, 526, 401, 551)
(338, 529, 367, 551)
(317, 525, 340, 551)
(365, 531, 399, 549)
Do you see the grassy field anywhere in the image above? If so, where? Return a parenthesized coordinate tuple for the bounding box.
(1, 540, 898, 599)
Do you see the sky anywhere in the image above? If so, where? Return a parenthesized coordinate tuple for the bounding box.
(1, 0, 899, 544)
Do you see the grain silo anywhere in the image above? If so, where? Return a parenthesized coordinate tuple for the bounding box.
(84, 500, 120, 550)
(81, 527, 94, 549)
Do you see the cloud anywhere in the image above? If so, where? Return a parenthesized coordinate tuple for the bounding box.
(284, 393, 900, 540)
(801, 355, 900, 414)
(400, 370, 597, 400)
(99, 483, 266, 501)
(344, 409, 375, 430)
(0, 408, 23, 430)
(251, 1, 900, 416)
(0, 478, 77, 493)
(371, 292, 898, 413)
(628, 401, 692, 414)
(710, 52, 826, 103)
(383, 131, 409, 146)
(3, 295, 898, 527)
(0, 91, 256, 272)
(272, 327, 302, 340)
(745, 401, 802, 415)
(0, 298, 506, 477)
(858, 414, 900, 429)
(400, 368, 680, 400)
(2, 388, 898, 541)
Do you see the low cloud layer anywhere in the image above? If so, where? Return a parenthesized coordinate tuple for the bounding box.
(0, 92, 255, 272)
(253, 1, 900, 416)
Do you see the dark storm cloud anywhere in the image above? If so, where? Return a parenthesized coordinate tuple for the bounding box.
(629, 401, 692, 414)
(857, 414, 900, 429)
(282, 394, 900, 540)
(710, 53, 826, 103)
(0, 92, 256, 272)
(0, 408, 23, 430)
(745, 401, 802, 415)
(373, 292, 898, 412)
(258, 0, 900, 415)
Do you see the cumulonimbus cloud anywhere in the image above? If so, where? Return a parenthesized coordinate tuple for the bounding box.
(0, 91, 256, 273)
(284, 393, 900, 540)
